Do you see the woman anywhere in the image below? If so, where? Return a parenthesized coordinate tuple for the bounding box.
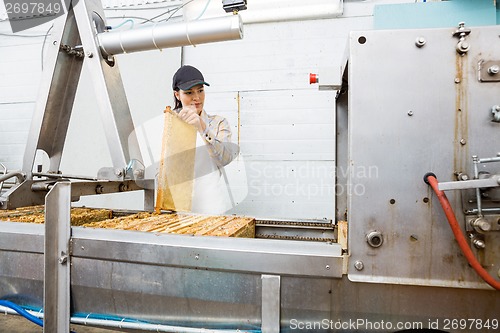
(172, 65, 238, 214)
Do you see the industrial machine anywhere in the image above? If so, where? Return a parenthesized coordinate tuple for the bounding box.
(0, 0, 499, 332)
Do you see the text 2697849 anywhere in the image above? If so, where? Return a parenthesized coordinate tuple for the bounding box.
(441, 318, 498, 330)
(5, 2, 62, 16)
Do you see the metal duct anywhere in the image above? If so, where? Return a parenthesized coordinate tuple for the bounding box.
(98, 15, 243, 57)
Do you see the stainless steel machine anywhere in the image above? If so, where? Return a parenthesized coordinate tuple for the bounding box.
(0, 0, 499, 331)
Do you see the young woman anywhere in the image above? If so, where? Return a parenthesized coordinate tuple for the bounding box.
(171, 65, 238, 214)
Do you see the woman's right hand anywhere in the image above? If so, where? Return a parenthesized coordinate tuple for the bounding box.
(178, 105, 206, 133)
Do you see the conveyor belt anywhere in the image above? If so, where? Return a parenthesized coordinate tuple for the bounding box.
(255, 219, 336, 242)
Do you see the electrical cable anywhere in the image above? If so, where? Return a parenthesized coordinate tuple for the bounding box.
(0, 300, 44, 327)
(194, 0, 212, 20)
(0, 32, 48, 37)
(1, 301, 262, 332)
(103, 3, 183, 11)
(424, 173, 500, 290)
(114, 0, 196, 26)
(109, 18, 134, 30)
(106, 15, 159, 24)
(160, 0, 196, 22)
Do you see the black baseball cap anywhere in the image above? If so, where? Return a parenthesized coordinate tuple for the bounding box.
(172, 65, 210, 91)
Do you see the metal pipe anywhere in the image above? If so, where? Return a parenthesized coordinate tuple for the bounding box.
(479, 156, 500, 164)
(71, 317, 253, 333)
(98, 15, 243, 57)
(0, 307, 253, 333)
(33, 172, 100, 181)
(0, 171, 25, 184)
(466, 208, 500, 214)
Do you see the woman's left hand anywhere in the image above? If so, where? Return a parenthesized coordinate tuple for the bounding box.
(178, 104, 206, 133)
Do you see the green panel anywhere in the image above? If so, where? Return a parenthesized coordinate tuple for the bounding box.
(374, 0, 497, 30)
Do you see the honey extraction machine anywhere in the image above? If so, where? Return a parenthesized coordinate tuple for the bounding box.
(0, 0, 499, 332)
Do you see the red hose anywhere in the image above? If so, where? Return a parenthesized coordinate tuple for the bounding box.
(426, 175, 500, 290)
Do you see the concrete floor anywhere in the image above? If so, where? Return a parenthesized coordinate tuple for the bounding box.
(0, 314, 125, 333)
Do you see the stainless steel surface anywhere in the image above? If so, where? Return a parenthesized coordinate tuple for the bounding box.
(0, 220, 342, 331)
(348, 25, 500, 289)
(0, 180, 47, 209)
(0, 221, 343, 278)
(98, 15, 243, 57)
(71, 228, 343, 278)
(43, 182, 71, 333)
(97, 167, 126, 181)
(261, 275, 280, 333)
(0, 220, 499, 332)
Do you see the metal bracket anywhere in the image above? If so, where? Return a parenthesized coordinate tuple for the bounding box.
(453, 22, 471, 55)
(478, 60, 500, 82)
(261, 275, 280, 333)
(438, 175, 500, 191)
(492, 105, 500, 122)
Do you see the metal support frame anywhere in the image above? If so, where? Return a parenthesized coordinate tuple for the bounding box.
(21, 0, 141, 177)
(1, 0, 145, 210)
(43, 182, 71, 333)
(261, 275, 281, 333)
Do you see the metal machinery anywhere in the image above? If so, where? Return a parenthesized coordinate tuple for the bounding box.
(0, 0, 499, 331)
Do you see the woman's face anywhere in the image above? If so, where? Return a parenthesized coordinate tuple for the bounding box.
(175, 84, 205, 115)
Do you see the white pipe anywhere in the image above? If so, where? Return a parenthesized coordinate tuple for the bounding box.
(183, 0, 343, 24)
(239, 3, 343, 24)
(98, 15, 243, 57)
(0, 306, 251, 333)
(71, 317, 248, 332)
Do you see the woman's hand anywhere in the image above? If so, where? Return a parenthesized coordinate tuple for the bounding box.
(178, 104, 206, 133)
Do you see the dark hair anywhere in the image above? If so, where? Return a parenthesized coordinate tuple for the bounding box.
(173, 89, 182, 110)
